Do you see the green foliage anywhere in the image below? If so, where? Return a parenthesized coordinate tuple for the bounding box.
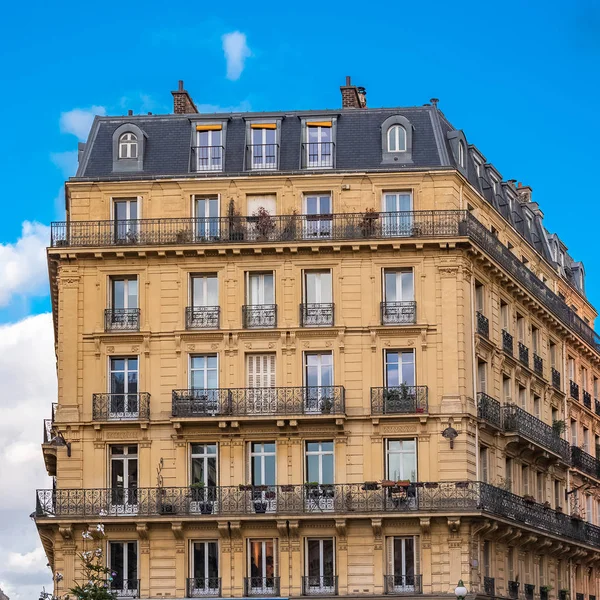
(68, 543, 117, 600)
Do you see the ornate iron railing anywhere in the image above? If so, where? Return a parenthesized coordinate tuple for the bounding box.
(583, 391, 592, 409)
(384, 574, 423, 595)
(502, 404, 570, 462)
(518, 342, 529, 367)
(381, 301, 417, 325)
(508, 581, 519, 600)
(92, 393, 150, 421)
(502, 330, 514, 356)
(476, 312, 489, 338)
(570, 380, 580, 400)
(552, 368, 561, 390)
(301, 576, 338, 596)
(484, 577, 495, 597)
(559, 591, 568, 600)
(35, 482, 600, 547)
(186, 577, 221, 597)
(477, 393, 502, 429)
(571, 447, 600, 480)
(242, 304, 277, 328)
(247, 144, 279, 170)
(43, 403, 57, 444)
(533, 354, 543, 377)
(244, 577, 280, 596)
(109, 579, 140, 598)
(541, 588, 549, 600)
(172, 386, 345, 417)
(371, 386, 428, 415)
(191, 146, 224, 172)
(300, 303, 334, 327)
(186, 306, 220, 329)
(525, 584, 535, 600)
(104, 308, 140, 331)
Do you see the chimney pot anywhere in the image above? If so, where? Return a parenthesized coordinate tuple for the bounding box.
(128, 109, 133, 116)
(346, 76, 351, 86)
(430, 98, 439, 107)
(172, 80, 198, 114)
(178, 80, 184, 91)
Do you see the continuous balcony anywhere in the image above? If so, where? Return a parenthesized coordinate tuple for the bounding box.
(34, 481, 600, 548)
(476, 312, 489, 338)
(186, 306, 220, 329)
(518, 342, 529, 367)
(502, 330, 514, 356)
(477, 392, 502, 429)
(172, 386, 345, 418)
(370, 386, 428, 415)
(571, 446, 600, 480)
(92, 393, 150, 421)
(384, 575, 423, 595)
(381, 302, 417, 326)
(104, 308, 140, 332)
(242, 305, 277, 329)
(300, 303, 334, 327)
(533, 353, 543, 377)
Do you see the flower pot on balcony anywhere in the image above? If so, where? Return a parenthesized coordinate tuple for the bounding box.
(254, 501, 268, 514)
(523, 495, 536, 504)
(543, 501, 552, 509)
(199, 501, 214, 515)
(381, 480, 397, 488)
(396, 480, 411, 487)
(281, 485, 294, 493)
(362, 481, 380, 491)
(424, 482, 438, 489)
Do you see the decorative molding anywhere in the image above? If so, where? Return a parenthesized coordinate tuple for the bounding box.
(136, 522, 149, 540)
(59, 525, 73, 540)
(447, 517, 461, 533)
(419, 517, 431, 535)
(171, 522, 184, 540)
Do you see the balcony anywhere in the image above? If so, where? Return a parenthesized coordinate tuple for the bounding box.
(381, 301, 417, 326)
(508, 582, 519, 600)
(502, 404, 570, 462)
(476, 312, 489, 338)
(477, 392, 502, 429)
(191, 146, 223, 172)
(43, 402, 57, 444)
(502, 330, 514, 356)
(302, 141, 335, 169)
(186, 306, 220, 329)
(552, 368, 561, 390)
(110, 579, 140, 599)
(541, 588, 549, 600)
(172, 386, 345, 418)
(244, 577, 280, 597)
(483, 577, 495, 597)
(104, 308, 140, 332)
(302, 576, 338, 596)
(533, 353, 543, 377)
(518, 342, 529, 367)
(92, 393, 150, 421)
(242, 305, 277, 329)
(576, 594, 585, 600)
(384, 575, 422, 595)
(187, 578, 221, 598)
(247, 144, 279, 170)
(583, 390, 592, 409)
(525, 585, 535, 600)
(370, 386, 428, 415)
(570, 380, 580, 400)
(300, 303, 334, 327)
(571, 446, 600, 480)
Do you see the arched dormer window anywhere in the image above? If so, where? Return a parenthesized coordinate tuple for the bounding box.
(458, 140, 465, 168)
(119, 132, 138, 159)
(387, 125, 407, 152)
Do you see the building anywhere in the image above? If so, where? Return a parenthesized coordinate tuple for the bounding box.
(36, 78, 600, 600)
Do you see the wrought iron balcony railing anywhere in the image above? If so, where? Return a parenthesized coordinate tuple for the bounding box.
(172, 386, 345, 418)
(518, 342, 529, 367)
(186, 577, 221, 598)
(502, 404, 571, 462)
(381, 301, 417, 325)
(302, 141, 335, 168)
(186, 306, 220, 329)
(502, 330, 514, 356)
(583, 390, 592, 409)
(525, 584, 535, 600)
(191, 146, 224, 172)
(596, 400, 600, 416)
(570, 380, 580, 400)
(571, 446, 600, 480)
(302, 576, 338, 596)
(104, 308, 140, 331)
(533, 353, 543, 377)
(483, 577, 495, 597)
(300, 303, 334, 327)
(242, 304, 277, 328)
(371, 386, 428, 415)
(552, 368, 561, 390)
(477, 392, 502, 429)
(35, 482, 600, 547)
(476, 312, 489, 338)
(508, 581, 519, 600)
(109, 579, 140, 598)
(43, 403, 57, 444)
(244, 577, 280, 596)
(92, 393, 150, 421)
(541, 588, 549, 600)
(383, 574, 423, 595)
(247, 144, 279, 170)
(559, 591, 568, 600)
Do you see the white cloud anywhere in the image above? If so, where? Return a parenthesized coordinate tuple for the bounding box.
(59, 105, 106, 141)
(6, 547, 48, 573)
(222, 31, 251, 80)
(50, 150, 79, 178)
(0, 221, 50, 308)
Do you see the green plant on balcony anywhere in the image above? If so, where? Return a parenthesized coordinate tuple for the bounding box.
(383, 382, 414, 412)
(360, 208, 379, 237)
(523, 494, 536, 504)
(320, 397, 333, 414)
(552, 419, 566, 435)
(176, 228, 193, 243)
(227, 199, 245, 241)
(282, 209, 299, 240)
(253, 206, 276, 240)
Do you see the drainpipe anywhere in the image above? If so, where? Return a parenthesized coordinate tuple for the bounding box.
(470, 273, 480, 481)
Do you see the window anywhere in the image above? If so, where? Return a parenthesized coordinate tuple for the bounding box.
(521, 465, 529, 495)
(525, 213, 533, 231)
(568, 357, 575, 380)
(305, 539, 335, 593)
(194, 196, 219, 239)
(191, 274, 218, 307)
(248, 539, 277, 593)
(110, 445, 138, 508)
(387, 537, 416, 592)
(582, 367, 588, 391)
(505, 457, 513, 491)
(500, 301, 509, 330)
(247, 273, 275, 305)
(550, 341, 557, 368)
(387, 125, 407, 152)
(477, 361, 487, 394)
(583, 427, 589, 453)
(531, 326, 539, 354)
(302, 271, 333, 327)
(249, 125, 277, 170)
(194, 126, 223, 171)
(250, 442, 276, 486)
(479, 446, 488, 483)
(552, 407, 559, 424)
(305, 123, 333, 168)
(191, 541, 219, 595)
(304, 194, 332, 238)
(386, 439, 417, 481)
(571, 420, 578, 446)
(482, 540, 490, 577)
(109, 542, 138, 596)
(554, 480, 561, 509)
(490, 174, 499, 195)
(474, 281, 485, 313)
(533, 395, 540, 419)
(383, 269, 415, 324)
(111, 277, 138, 310)
(536, 472, 544, 502)
(304, 352, 334, 412)
(109, 358, 139, 419)
(119, 132, 138, 159)
(458, 140, 465, 168)
(518, 385, 526, 409)
(516, 314, 525, 342)
(507, 548, 514, 581)
(587, 495, 593, 523)
(305, 441, 334, 484)
(385, 350, 415, 387)
(503, 376, 511, 402)
(594, 376, 599, 399)
(473, 156, 482, 178)
(191, 443, 218, 488)
(382, 192, 413, 237)
(113, 198, 139, 242)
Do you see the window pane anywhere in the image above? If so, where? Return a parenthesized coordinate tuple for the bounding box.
(321, 441, 333, 452)
(322, 453, 334, 484)
(129, 201, 138, 220)
(306, 197, 318, 215)
(307, 540, 321, 576)
(307, 454, 319, 481)
(401, 272, 414, 300)
(320, 196, 331, 214)
(265, 455, 276, 485)
(399, 194, 411, 211)
(263, 274, 274, 303)
(113, 280, 125, 308)
(206, 277, 218, 305)
(385, 272, 397, 301)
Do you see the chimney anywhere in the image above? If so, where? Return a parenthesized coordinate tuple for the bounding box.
(516, 182, 533, 203)
(340, 76, 367, 109)
(172, 80, 198, 115)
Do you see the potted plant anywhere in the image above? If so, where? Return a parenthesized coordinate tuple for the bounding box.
(541, 586, 552, 600)
(360, 207, 379, 237)
(455, 481, 470, 489)
(253, 206, 276, 240)
(424, 482, 439, 489)
(305, 481, 320, 499)
(559, 590, 569, 600)
(552, 420, 566, 435)
(176, 228, 193, 243)
(282, 209, 299, 241)
(254, 500, 268, 514)
(543, 501, 552, 509)
(320, 397, 333, 414)
(158, 488, 177, 515)
(227, 199, 245, 241)
(523, 494, 536, 504)
(264, 490, 277, 500)
(362, 481, 379, 491)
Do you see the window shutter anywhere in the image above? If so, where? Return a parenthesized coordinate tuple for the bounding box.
(268, 354, 276, 388)
(386, 537, 394, 577)
(273, 538, 279, 577)
(481, 449, 488, 483)
(245, 442, 251, 485)
(247, 355, 255, 388)
(413, 536, 421, 582)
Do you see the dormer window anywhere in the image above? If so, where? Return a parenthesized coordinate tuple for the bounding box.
(458, 140, 465, 168)
(387, 125, 407, 152)
(119, 133, 138, 159)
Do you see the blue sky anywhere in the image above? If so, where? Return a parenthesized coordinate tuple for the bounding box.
(0, 0, 599, 596)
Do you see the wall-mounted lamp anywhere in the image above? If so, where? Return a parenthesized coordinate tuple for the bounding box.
(442, 425, 459, 449)
(455, 580, 468, 600)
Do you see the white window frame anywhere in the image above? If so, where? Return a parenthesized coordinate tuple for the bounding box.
(189, 354, 219, 390)
(387, 536, 417, 592)
(196, 129, 223, 171)
(250, 127, 278, 170)
(305, 441, 334, 484)
(384, 349, 415, 387)
(193, 195, 220, 239)
(190, 443, 218, 486)
(109, 444, 138, 513)
(383, 269, 414, 303)
(190, 273, 219, 307)
(305, 126, 333, 168)
(246, 272, 275, 305)
(250, 442, 277, 486)
(119, 132, 138, 159)
(108, 541, 139, 595)
(110, 277, 139, 310)
(190, 540, 220, 593)
(387, 125, 407, 153)
(304, 538, 335, 593)
(385, 439, 417, 482)
(247, 539, 278, 592)
(304, 270, 333, 304)
(458, 140, 465, 167)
